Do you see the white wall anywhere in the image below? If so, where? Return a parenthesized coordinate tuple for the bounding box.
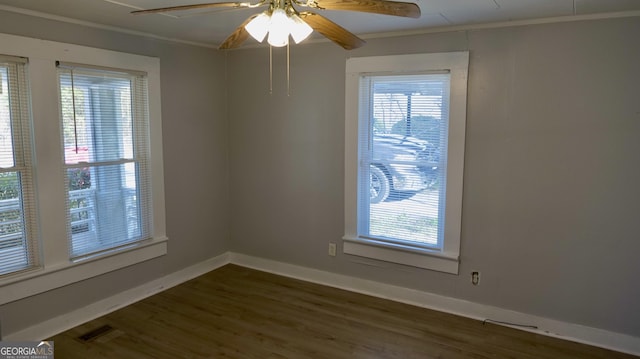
(227, 17, 640, 338)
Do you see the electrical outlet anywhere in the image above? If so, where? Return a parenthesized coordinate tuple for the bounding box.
(328, 242, 337, 257)
(471, 271, 480, 285)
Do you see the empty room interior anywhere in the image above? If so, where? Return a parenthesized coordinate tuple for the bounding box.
(0, 0, 639, 357)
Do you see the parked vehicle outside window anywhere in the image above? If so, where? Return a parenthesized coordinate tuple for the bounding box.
(370, 133, 439, 204)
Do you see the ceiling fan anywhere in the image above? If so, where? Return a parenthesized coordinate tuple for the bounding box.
(131, 0, 421, 50)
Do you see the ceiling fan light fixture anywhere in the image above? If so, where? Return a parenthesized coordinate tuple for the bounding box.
(134, 0, 420, 50)
(289, 14, 313, 44)
(245, 12, 270, 42)
(267, 8, 290, 47)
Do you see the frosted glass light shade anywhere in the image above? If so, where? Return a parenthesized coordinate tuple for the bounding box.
(290, 14, 313, 44)
(268, 9, 290, 47)
(245, 12, 270, 42)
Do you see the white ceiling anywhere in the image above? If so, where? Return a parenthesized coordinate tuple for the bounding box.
(0, 0, 638, 48)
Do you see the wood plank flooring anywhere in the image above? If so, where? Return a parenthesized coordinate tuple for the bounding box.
(49, 264, 638, 358)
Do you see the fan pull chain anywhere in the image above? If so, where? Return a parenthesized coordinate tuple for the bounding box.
(269, 45, 273, 94)
(266, 44, 292, 95)
(287, 42, 291, 96)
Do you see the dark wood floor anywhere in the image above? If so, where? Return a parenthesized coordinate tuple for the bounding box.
(50, 264, 637, 358)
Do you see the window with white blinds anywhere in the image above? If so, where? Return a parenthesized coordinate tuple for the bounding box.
(358, 74, 450, 249)
(57, 64, 151, 259)
(344, 52, 468, 273)
(0, 55, 38, 276)
(0, 33, 166, 304)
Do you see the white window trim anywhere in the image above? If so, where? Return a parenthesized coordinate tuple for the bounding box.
(0, 33, 167, 305)
(343, 52, 469, 274)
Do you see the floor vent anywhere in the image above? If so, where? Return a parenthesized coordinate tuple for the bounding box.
(77, 325, 116, 343)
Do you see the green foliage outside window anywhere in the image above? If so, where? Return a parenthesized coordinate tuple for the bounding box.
(68, 168, 91, 191)
(0, 172, 22, 243)
(0, 172, 19, 200)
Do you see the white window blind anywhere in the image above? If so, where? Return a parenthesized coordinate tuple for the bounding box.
(357, 73, 451, 249)
(0, 55, 38, 276)
(57, 63, 152, 259)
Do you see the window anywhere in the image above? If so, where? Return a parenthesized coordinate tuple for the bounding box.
(344, 52, 469, 274)
(0, 55, 38, 276)
(58, 64, 151, 259)
(0, 33, 166, 305)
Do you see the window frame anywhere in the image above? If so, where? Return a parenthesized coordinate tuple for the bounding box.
(0, 55, 39, 276)
(343, 52, 469, 274)
(57, 64, 152, 260)
(0, 33, 167, 305)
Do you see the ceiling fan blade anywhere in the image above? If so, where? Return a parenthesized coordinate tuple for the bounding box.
(298, 0, 420, 18)
(219, 14, 259, 49)
(131, 2, 257, 15)
(299, 12, 365, 50)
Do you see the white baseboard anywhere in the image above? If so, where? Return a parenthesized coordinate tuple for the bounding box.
(5, 252, 231, 341)
(229, 252, 640, 357)
(6, 251, 639, 357)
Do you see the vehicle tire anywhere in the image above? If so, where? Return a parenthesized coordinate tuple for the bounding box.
(370, 165, 390, 204)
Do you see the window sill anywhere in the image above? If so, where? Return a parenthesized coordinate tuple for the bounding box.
(0, 236, 168, 305)
(342, 236, 459, 274)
